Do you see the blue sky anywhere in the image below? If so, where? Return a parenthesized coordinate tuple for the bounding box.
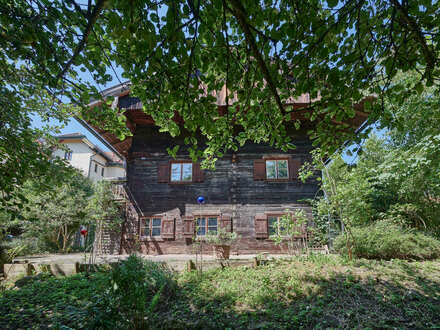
(31, 64, 125, 152)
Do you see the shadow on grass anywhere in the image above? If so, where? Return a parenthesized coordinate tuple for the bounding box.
(1, 260, 440, 329)
(155, 266, 440, 329)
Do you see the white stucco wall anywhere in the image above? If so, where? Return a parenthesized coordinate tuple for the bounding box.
(104, 165, 126, 178)
(53, 141, 93, 177)
(89, 153, 108, 182)
(54, 139, 126, 182)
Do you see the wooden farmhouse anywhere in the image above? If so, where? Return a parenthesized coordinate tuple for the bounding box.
(82, 83, 370, 255)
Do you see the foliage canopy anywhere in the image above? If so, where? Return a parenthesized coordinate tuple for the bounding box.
(2, 0, 440, 199)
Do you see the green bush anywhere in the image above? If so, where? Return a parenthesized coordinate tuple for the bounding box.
(109, 255, 176, 327)
(334, 222, 440, 260)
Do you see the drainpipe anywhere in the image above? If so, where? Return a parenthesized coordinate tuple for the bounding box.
(88, 151, 98, 179)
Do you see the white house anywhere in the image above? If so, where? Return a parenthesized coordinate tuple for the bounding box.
(53, 133, 125, 181)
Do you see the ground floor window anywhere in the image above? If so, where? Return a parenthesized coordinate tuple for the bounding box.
(141, 217, 162, 237)
(268, 215, 286, 235)
(196, 216, 218, 236)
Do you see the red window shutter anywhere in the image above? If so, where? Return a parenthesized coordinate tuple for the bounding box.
(289, 158, 301, 180)
(219, 215, 232, 232)
(157, 163, 170, 183)
(193, 163, 205, 182)
(161, 216, 175, 239)
(183, 215, 195, 238)
(253, 159, 266, 180)
(255, 213, 268, 238)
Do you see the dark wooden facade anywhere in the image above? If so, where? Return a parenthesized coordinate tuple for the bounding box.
(120, 124, 318, 255)
(85, 83, 371, 255)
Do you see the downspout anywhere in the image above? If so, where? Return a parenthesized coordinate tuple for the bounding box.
(88, 151, 98, 179)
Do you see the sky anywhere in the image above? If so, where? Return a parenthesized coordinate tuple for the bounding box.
(32, 115, 111, 151)
(31, 62, 126, 152)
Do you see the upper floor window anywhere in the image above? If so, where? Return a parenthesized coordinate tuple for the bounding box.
(171, 162, 192, 182)
(254, 158, 300, 181)
(266, 159, 288, 179)
(196, 216, 218, 236)
(94, 164, 98, 173)
(101, 167, 104, 176)
(64, 151, 72, 160)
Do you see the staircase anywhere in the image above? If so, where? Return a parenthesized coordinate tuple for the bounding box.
(93, 179, 142, 255)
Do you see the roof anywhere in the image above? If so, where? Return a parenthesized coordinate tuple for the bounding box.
(56, 133, 86, 139)
(103, 152, 124, 165)
(85, 83, 373, 156)
(56, 133, 124, 165)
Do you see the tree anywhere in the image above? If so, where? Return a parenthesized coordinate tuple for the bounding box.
(87, 180, 124, 254)
(19, 170, 94, 253)
(2, 1, 439, 201)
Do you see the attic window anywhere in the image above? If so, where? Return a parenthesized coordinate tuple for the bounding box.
(171, 162, 192, 182)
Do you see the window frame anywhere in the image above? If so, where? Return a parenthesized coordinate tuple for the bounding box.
(141, 217, 162, 238)
(170, 161, 193, 183)
(265, 158, 289, 181)
(64, 151, 72, 160)
(267, 214, 287, 236)
(195, 215, 219, 236)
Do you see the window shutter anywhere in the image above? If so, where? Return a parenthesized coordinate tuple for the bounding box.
(161, 216, 175, 239)
(139, 217, 147, 237)
(219, 215, 232, 232)
(253, 159, 266, 180)
(193, 163, 204, 182)
(255, 213, 268, 238)
(157, 162, 170, 183)
(289, 158, 301, 180)
(183, 215, 195, 238)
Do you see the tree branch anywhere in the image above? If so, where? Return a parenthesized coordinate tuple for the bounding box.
(56, 0, 107, 83)
(390, 0, 436, 81)
(226, 0, 284, 113)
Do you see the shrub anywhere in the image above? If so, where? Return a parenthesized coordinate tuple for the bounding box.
(109, 255, 176, 327)
(334, 222, 440, 260)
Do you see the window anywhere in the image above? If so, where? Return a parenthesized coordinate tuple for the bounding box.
(142, 217, 162, 237)
(94, 164, 98, 173)
(101, 167, 104, 176)
(196, 216, 218, 236)
(170, 162, 192, 182)
(268, 215, 286, 235)
(64, 151, 72, 160)
(266, 159, 288, 179)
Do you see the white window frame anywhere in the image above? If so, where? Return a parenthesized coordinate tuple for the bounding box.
(265, 159, 289, 180)
(170, 162, 193, 182)
(142, 217, 162, 237)
(196, 216, 218, 236)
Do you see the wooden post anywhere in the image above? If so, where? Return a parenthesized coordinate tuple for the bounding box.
(187, 259, 196, 272)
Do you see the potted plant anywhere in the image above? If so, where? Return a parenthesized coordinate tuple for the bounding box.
(205, 228, 239, 260)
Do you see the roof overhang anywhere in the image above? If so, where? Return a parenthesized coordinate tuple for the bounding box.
(84, 83, 374, 157)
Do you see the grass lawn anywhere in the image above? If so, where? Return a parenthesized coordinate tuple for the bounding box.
(1, 255, 440, 329)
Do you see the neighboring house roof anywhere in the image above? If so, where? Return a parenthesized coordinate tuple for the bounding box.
(56, 133, 87, 139)
(103, 152, 124, 165)
(56, 133, 124, 166)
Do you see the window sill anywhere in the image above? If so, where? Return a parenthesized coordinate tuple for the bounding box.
(265, 179, 290, 182)
(140, 236, 165, 242)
